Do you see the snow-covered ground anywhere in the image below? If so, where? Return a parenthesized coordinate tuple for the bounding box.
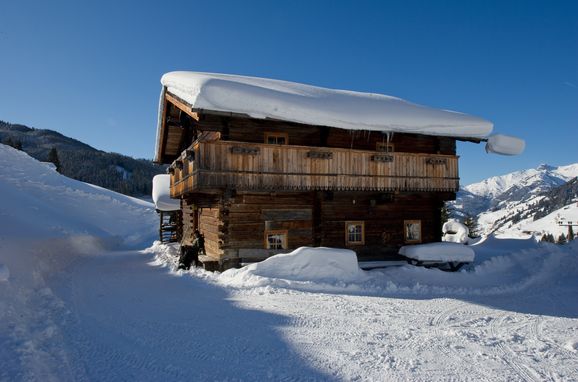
(2, 144, 578, 381)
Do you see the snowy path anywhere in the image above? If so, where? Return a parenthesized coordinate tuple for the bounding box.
(229, 288, 578, 381)
(52, 250, 329, 381)
(42, 248, 578, 381)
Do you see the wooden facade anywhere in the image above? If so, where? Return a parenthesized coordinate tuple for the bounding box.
(156, 91, 462, 270)
(170, 140, 459, 197)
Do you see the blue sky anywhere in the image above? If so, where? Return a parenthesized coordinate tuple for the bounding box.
(0, 0, 576, 185)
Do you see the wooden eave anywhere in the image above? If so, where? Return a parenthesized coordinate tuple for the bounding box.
(156, 90, 483, 163)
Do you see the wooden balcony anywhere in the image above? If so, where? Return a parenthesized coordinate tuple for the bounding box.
(170, 140, 459, 197)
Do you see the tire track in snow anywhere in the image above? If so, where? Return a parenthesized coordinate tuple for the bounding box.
(430, 299, 495, 381)
(489, 313, 541, 382)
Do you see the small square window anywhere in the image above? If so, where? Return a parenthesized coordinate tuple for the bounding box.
(345, 221, 365, 245)
(265, 230, 288, 249)
(404, 220, 422, 243)
(376, 142, 394, 153)
(265, 132, 288, 145)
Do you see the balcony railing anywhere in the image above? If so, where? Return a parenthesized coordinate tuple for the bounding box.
(170, 140, 459, 197)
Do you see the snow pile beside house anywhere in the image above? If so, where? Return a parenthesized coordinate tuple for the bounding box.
(206, 236, 577, 296)
(220, 247, 367, 287)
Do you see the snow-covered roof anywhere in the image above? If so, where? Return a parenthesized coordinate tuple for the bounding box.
(160, 71, 494, 139)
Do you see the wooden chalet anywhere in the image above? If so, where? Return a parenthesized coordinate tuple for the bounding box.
(153, 72, 495, 270)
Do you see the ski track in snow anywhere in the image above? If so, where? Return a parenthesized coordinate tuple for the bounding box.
(2, 244, 578, 381)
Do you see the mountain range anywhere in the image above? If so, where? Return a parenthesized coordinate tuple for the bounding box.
(451, 163, 578, 239)
(0, 120, 165, 197)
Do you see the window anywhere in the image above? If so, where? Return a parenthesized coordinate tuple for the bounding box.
(345, 221, 365, 245)
(265, 132, 288, 145)
(404, 220, 422, 243)
(376, 142, 394, 153)
(265, 230, 288, 249)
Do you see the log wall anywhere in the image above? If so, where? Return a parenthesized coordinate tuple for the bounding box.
(197, 114, 456, 155)
(188, 190, 455, 265)
(182, 194, 224, 259)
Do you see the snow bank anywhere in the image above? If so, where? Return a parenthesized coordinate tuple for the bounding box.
(220, 247, 366, 286)
(0, 143, 158, 297)
(160, 71, 493, 139)
(0, 144, 157, 245)
(400, 242, 475, 262)
(152, 174, 180, 211)
(147, 235, 578, 299)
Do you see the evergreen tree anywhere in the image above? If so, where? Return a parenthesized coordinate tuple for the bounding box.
(3, 137, 14, 147)
(47, 147, 62, 173)
(441, 204, 452, 224)
(557, 233, 567, 244)
(541, 233, 555, 243)
(463, 214, 480, 238)
(569, 225, 575, 241)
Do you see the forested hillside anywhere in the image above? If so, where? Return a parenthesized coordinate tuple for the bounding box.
(0, 120, 165, 196)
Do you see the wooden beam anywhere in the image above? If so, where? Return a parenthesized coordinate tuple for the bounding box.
(155, 97, 168, 163)
(165, 92, 200, 121)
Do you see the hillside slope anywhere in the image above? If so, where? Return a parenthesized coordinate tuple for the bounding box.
(0, 120, 165, 196)
(0, 143, 157, 245)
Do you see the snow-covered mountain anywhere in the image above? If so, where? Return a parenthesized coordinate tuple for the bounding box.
(451, 163, 578, 237)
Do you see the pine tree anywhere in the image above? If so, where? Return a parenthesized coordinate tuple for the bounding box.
(557, 233, 567, 244)
(47, 147, 62, 173)
(568, 225, 575, 241)
(3, 137, 14, 147)
(441, 204, 452, 224)
(463, 214, 480, 238)
(541, 233, 555, 243)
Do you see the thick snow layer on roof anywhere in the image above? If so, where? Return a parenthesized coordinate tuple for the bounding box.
(152, 175, 180, 211)
(485, 134, 525, 155)
(400, 242, 475, 263)
(161, 71, 494, 139)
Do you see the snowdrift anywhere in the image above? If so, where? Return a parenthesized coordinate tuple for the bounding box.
(145, 233, 578, 298)
(220, 247, 367, 286)
(0, 144, 157, 245)
(0, 144, 158, 286)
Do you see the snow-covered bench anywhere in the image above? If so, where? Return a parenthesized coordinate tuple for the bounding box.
(399, 242, 475, 271)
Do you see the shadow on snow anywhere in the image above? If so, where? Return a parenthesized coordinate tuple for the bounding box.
(53, 250, 332, 381)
